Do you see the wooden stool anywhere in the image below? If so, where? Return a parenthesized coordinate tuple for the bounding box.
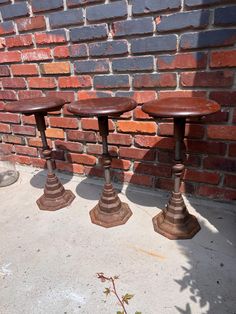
(142, 97, 221, 240)
(5, 97, 75, 211)
(67, 97, 137, 228)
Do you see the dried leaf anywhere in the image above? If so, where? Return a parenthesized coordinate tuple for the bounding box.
(122, 293, 134, 305)
(103, 287, 111, 296)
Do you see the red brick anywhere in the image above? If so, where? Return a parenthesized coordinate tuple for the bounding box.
(58, 76, 92, 89)
(155, 178, 195, 194)
(117, 121, 157, 134)
(101, 133, 132, 146)
(208, 125, 236, 141)
(31, 158, 46, 168)
(14, 155, 31, 165)
(22, 48, 52, 62)
(133, 91, 157, 104)
(0, 90, 17, 100)
(11, 64, 38, 76)
(49, 117, 78, 129)
(22, 115, 36, 125)
(0, 21, 15, 36)
(0, 143, 13, 154)
(229, 144, 236, 157)
(45, 128, 64, 139)
(119, 147, 155, 161)
(28, 77, 56, 89)
(67, 130, 97, 142)
(0, 123, 10, 133)
(186, 140, 226, 155)
(224, 174, 236, 189)
(158, 52, 207, 70)
(209, 92, 236, 107)
(77, 91, 113, 100)
(28, 137, 52, 148)
(203, 156, 236, 172)
(84, 166, 104, 178)
(0, 112, 20, 123)
(35, 31, 67, 45)
(53, 46, 69, 59)
(81, 118, 115, 131)
(133, 162, 171, 177)
(135, 135, 174, 149)
(159, 90, 206, 99)
(133, 73, 176, 88)
(202, 111, 229, 123)
(0, 51, 21, 64)
(55, 140, 83, 153)
(18, 90, 43, 100)
(210, 50, 236, 68)
(0, 65, 10, 77)
(45, 91, 75, 103)
(180, 71, 234, 87)
(159, 123, 205, 139)
(184, 169, 220, 184)
(197, 186, 236, 201)
(134, 106, 153, 120)
(111, 158, 131, 170)
(115, 172, 153, 187)
(87, 144, 118, 156)
(40, 62, 71, 75)
(5, 34, 33, 48)
(2, 78, 26, 89)
(16, 16, 46, 32)
(15, 145, 38, 157)
(68, 153, 97, 165)
(2, 134, 25, 144)
(55, 161, 84, 174)
(12, 125, 36, 136)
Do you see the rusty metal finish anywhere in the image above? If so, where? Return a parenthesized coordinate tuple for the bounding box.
(68, 98, 135, 228)
(5, 97, 75, 211)
(4, 97, 65, 115)
(142, 97, 220, 118)
(142, 97, 221, 240)
(67, 97, 137, 117)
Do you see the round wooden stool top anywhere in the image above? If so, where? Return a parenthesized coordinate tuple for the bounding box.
(4, 97, 65, 115)
(142, 97, 220, 118)
(67, 97, 137, 117)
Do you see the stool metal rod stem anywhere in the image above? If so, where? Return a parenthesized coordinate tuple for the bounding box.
(173, 118, 185, 193)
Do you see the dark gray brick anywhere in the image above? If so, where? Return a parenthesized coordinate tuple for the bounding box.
(32, 0, 63, 13)
(87, 1, 127, 22)
(0, 0, 10, 3)
(132, 0, 181, 15)
(70, 24, 108, 42)
(180, 29, 236, 49)
(69, 44, 88, 58)
(0, 21, 15, 35)
(112, 17, 153, 37)
(49, 9, 84, 29)
(67, 0, 104, 7)
(112, 56, 154, 72)
(89, 40, 128, 57)
(74, 59, 109, 74)
(185, 0, 222, 7)
(157, 10, 209, 32)
(94, 75, 130, 89)
(1, 2, 29, 20)
(131, 35, 177, 54)
(214, 6, 236, 26)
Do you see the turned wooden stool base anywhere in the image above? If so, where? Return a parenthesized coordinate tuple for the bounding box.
(153, 192, 201, 240)
(90, 202, 132, 228)
(90, 183, 132, 228)
(36, 173, 75, 211)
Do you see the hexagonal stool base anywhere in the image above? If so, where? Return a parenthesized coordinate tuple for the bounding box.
(37, 189, 75, 211)
(153, 211, 201, 240)
(90, 202, 132, 228)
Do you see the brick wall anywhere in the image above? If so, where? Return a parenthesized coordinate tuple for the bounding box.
(0, 0, 236, 200)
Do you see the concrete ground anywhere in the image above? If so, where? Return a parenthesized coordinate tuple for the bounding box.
(0, 165, 235, 314)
